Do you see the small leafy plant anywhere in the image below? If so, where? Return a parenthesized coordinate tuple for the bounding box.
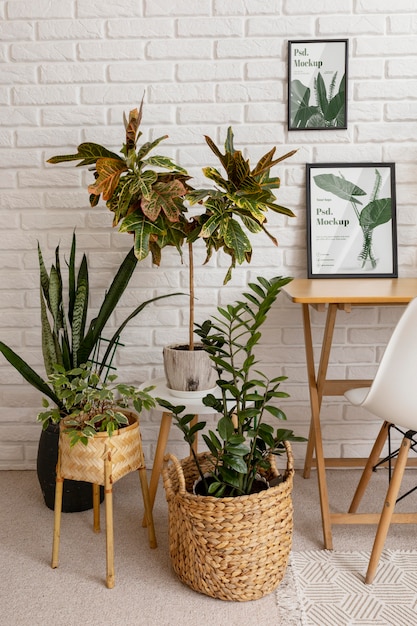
(37, 362, 155, 447)
(158, 276, 305, 497)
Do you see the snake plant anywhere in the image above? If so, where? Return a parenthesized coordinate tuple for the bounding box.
(0, 233, 181, 410)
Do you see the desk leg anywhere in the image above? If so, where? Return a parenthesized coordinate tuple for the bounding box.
(142, 411, 172, 527)
(302, 303, 338, 550)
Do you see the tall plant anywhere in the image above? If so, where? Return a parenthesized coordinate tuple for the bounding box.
(47, 103, 296, 350)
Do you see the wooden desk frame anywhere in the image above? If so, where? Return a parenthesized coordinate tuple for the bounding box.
(283, 278, 417, 549)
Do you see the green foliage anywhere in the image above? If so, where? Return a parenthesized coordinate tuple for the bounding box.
(37, 363, 155, 446)
(0, 234, 182, 410)
(186, 127, 297, 284)
(159, 276, 306, 497)
(47, 100, 191, 265)
(47, 105, 296, 286)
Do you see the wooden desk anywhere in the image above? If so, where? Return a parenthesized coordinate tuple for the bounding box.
(282, 278, 417, 549)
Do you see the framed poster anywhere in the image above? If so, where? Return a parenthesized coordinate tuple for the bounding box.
(288, 39, 348, 130)
(306, 163, 397, 278)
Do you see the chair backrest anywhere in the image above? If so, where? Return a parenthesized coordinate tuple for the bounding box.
(360, 296, 417, 431)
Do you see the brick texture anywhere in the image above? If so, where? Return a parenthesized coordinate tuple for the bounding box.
(1, 1, 416, 469)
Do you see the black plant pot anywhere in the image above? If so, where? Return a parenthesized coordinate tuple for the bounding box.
(37, 423, 104, 512)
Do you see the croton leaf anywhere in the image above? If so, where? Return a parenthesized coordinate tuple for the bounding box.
(47, 142, 122, 167)
(223, 219, 252, 264)
(87, 158, 128, 201)
(124, 105, 142, 152)
(141, 180, 187, 222)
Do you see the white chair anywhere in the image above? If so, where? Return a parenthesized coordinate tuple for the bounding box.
(345, 296, 417, 584)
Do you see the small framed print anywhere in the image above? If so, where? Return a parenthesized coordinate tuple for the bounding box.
(288, 39, 348, 131)
(306, 163, 397, 279)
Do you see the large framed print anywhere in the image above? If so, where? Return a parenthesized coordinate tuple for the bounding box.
(306, 163, 397, 278)
(288, 39, 348, 130)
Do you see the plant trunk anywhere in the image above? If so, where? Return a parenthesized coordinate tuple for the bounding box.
(188, 241, 194, 351)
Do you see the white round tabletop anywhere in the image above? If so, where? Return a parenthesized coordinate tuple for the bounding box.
(139, 377, 225, 415)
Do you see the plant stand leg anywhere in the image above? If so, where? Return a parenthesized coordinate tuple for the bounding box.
(104, 450, 115, 589)
(138, 467, 157, 549)
(51, 449, 63, 569)
(142, 411, 172, 527)
(93, 483, 101, 532)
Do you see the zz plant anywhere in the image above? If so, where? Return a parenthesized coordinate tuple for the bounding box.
(158, 276, 305, 497)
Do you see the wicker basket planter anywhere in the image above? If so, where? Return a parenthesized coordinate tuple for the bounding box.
(162, 442, 294, 602)
(59, 410, 144, 486)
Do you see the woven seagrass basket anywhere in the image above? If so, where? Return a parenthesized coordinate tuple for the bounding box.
(162, 442, 294, 602)
(59, 411, 143, 486)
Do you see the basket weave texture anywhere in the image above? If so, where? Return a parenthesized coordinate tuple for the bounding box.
(59, 411, 143, 486)
(162, 442, 294, 602)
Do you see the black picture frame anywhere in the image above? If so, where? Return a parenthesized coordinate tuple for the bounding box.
(288, 39, 348, 131)
(306, 163, 397, 278)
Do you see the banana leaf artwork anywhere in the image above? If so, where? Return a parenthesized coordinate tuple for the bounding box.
(306, 163, 397, 278)
(288, 39, 348, 131)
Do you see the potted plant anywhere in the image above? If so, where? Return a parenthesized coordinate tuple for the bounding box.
(159, 276, 306, 601)
(44, 361, 157, 589)
(0, 234, 180, 510)
(46, 101, 297, 395)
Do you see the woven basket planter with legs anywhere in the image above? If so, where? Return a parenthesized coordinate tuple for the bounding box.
(52, 410, 157, 588)
(59, 410, 143, 485)
(162, 441, 294, 602)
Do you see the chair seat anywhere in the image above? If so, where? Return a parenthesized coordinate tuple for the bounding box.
(344, 387, 370, 406)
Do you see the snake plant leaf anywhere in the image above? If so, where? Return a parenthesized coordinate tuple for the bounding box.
(77, 247, 137, 365)
(71, 261, 89, 367)
(40, 284, 61, 375)
(47, 142, 122, 166)
(68, 233, 76, 325)
(88, 158, 128, 201)
(48, 266, 62, 334)
(37, 243, 49, 302)
(0, 341, 62, 408)
(98, 291, 185, 377)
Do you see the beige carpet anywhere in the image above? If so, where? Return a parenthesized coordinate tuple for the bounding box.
(1, 466, 415, 625)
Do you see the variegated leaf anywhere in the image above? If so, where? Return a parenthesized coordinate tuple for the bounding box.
(87, 157, 128, 201)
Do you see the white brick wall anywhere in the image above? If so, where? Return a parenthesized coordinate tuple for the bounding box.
(1, 1, 416, 469)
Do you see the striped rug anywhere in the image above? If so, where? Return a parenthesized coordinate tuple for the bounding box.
(288, 550, 417, 625)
